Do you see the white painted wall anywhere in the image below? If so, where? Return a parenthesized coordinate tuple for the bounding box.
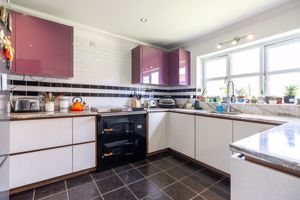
(182, 0, 300, 88)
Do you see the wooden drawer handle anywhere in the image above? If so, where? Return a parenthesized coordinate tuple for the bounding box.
(103, 128, 113, 132)
(104, 153, 113, 157)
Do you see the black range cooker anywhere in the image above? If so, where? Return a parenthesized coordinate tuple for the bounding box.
(97, 112, 147, 171)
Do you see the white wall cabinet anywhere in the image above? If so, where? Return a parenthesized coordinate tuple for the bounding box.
(73, 117, 96, 143)
(231, 154, 300, 200)
(73, 143, 96, 172)
(148, 112, 168, 153)
(10, 118, 73, 154)
(167, 112, 195, 158)
(233, 121, 275, 142)
(196, 116, 232, 174)
(10, 147, 72, 189)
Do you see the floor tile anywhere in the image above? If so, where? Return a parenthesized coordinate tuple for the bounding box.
(157, 151, 174, 158)
(162, 182, 197, 200)
(118, 169, 144, 184)
(179, 162, 203, 174)
(113, 164, 133, 174)
(151, 159, 174, 170)
(213, 177, 230, 194)
(92, 170, 115, 181)
(68, 182, 100, 200)
(180, 174, 213, 193)
(201, 187, 230, 200)
(10, 190, 34, 200)
(131, 159, 149, 167)
(42, 192, 68, 200)
(195, 169, 224, 186)
(147, 155, 163, 162)
(66, 174, 93, 189)
(191, 195, 206, 200)
(90, 196, 104, 200)
(95, 175, 124, 194)
(142, 190, 171, 200)
(128, 178, 159, 199)
(102, 187, 136, 200)
(164, 156, 187, 166)
(137, 164, 161, 177)
(34, 181, 66, 199)
(165, 166, 191, 180)
(148, 172, 176, 189)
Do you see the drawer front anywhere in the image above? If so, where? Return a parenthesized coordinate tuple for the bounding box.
(10, 118, 72, 154)
(73, 117, 96, 144)
(9, 147, 72, 189)
(73, 143, 96, 172)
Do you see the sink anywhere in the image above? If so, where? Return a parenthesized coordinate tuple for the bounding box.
(210, 111, 241, 115)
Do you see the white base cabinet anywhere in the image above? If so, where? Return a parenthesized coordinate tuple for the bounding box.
(231, 154, 300, 200)
(10, 147, 72, 189)
(167, 112, 195, 158)
(73, 143, 96, 172)
(148, 112, 168, 153)
(196, 116, 232, 174)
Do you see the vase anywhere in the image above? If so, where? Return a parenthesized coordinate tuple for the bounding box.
(45, 102, 55, 112)
(269, 100, 277, 105)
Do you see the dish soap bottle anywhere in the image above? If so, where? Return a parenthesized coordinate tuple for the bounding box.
(216, 103, 223, 113)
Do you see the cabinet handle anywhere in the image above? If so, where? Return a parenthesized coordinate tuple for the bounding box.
(104, 153, 113, 157)
(103, 128, 113, 132)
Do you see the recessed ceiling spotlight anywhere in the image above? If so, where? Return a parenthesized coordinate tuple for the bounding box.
(247, 33, 255, 40)
(140, 18, 148, 22)
(217, 44, 222, 49)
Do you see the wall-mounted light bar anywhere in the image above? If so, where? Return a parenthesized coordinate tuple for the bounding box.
(217, 33, 255, 49)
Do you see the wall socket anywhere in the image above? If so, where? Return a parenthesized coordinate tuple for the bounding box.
(0, 74, 8, 91)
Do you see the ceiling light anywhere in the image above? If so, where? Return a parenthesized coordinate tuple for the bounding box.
(216, 33, 255, 49)
(140, 18, 148, 22)
(247, 33, 255, 40)
(231, 37, 240, 45)
(217, 44, 222, 49)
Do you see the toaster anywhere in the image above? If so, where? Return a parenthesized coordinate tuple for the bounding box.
(14, 98, 40, 112)
(158, 98, 176, 108)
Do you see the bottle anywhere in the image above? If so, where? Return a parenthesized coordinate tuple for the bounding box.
(216, 103, 223, 112)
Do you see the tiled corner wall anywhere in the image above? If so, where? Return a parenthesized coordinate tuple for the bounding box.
(9, 27, 195, 107)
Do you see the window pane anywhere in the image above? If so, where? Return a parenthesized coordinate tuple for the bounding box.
(151, 72, 159, 84)
(206, 79, 225, 96)
(231, 48, 260, 75)
(231, 76, 260, 97)
(266, 40, 300, 71)
(268, 72, 300, 96)
(205, 57, 227, 79)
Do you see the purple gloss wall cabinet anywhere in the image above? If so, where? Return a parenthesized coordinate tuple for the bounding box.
(169, 48, 191, 86)
(14, 12, 73, 77)
(132, 45, 169, 85)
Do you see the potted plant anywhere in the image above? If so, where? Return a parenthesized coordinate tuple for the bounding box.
(251, 96, 257, 104)
(235, 87, 247, 103)
(257, 89, 265, 104)
(43, 92, 56, 112)
(283, 84, 299, 104)
(276, 97, 283, 104)
(268, 96, 277, 105)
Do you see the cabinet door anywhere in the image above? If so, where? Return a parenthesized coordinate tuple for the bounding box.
(148, 112, 167, 153)
(73, 143, 96, 172)
(196, 116, 232, 174)
(73, 117, 96, 144)
(15, 12, 73, 77)
(169, 48, 190, 86)
(10, 147, 72, 189)
(167, 113, 195, 158)
(10, 118, 73, 154)
(233, 121, 275, 142)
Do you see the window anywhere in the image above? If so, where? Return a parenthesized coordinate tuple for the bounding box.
(202, 37, 300, 98)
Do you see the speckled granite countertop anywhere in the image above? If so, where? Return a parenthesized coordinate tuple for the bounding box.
(9, 111, 98, 120)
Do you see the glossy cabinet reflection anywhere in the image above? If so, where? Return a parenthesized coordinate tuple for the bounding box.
(132, 45, 169, 85)
(169, 48, 190, 86)
(15, 12, 73, 77)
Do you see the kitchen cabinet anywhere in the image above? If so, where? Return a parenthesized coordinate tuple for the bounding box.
(196, 116, 232, 174)
(167, 112, 195, 158)
(233, 121, 275, 142)
(73, 117, 96, 143)
(169, 48, 190, 86)
(148, 112, 168, 153)
(10, 147, 72, 189)
(10, 118, 73, 154)
(15, 12, 73, 77)
(132, 45, 169, 85)
(73, 143, 96, 172)
(231, 154, 300, 200)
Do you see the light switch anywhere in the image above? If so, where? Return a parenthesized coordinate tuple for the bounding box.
(0, 74, 8, 91)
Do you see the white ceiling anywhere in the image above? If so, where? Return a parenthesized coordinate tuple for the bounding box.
(11, 0, 289, 49)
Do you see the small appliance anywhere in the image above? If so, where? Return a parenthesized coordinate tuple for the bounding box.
(158, 98, 176, 108)
(70, 96, 84, 111)
(14, 98, 40, 112)
(147, 99, 157, 108)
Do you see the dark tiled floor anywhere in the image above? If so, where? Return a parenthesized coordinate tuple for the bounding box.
(10, 151, 230, 200)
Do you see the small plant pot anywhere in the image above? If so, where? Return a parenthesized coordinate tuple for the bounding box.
(236, 96, 245, 103)
(276, 98, 283, 104)
(257, 96, 265, 104)
(45, 102, 55, 112)
(251, 99, 257, 104)
(265, 96, 270, 104)
(269, 99, 277, 105)
(284, 96, 295, 104)
(245, 99, 251, 104)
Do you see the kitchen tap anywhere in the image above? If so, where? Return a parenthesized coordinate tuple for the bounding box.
(226, 79, 235, 112)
